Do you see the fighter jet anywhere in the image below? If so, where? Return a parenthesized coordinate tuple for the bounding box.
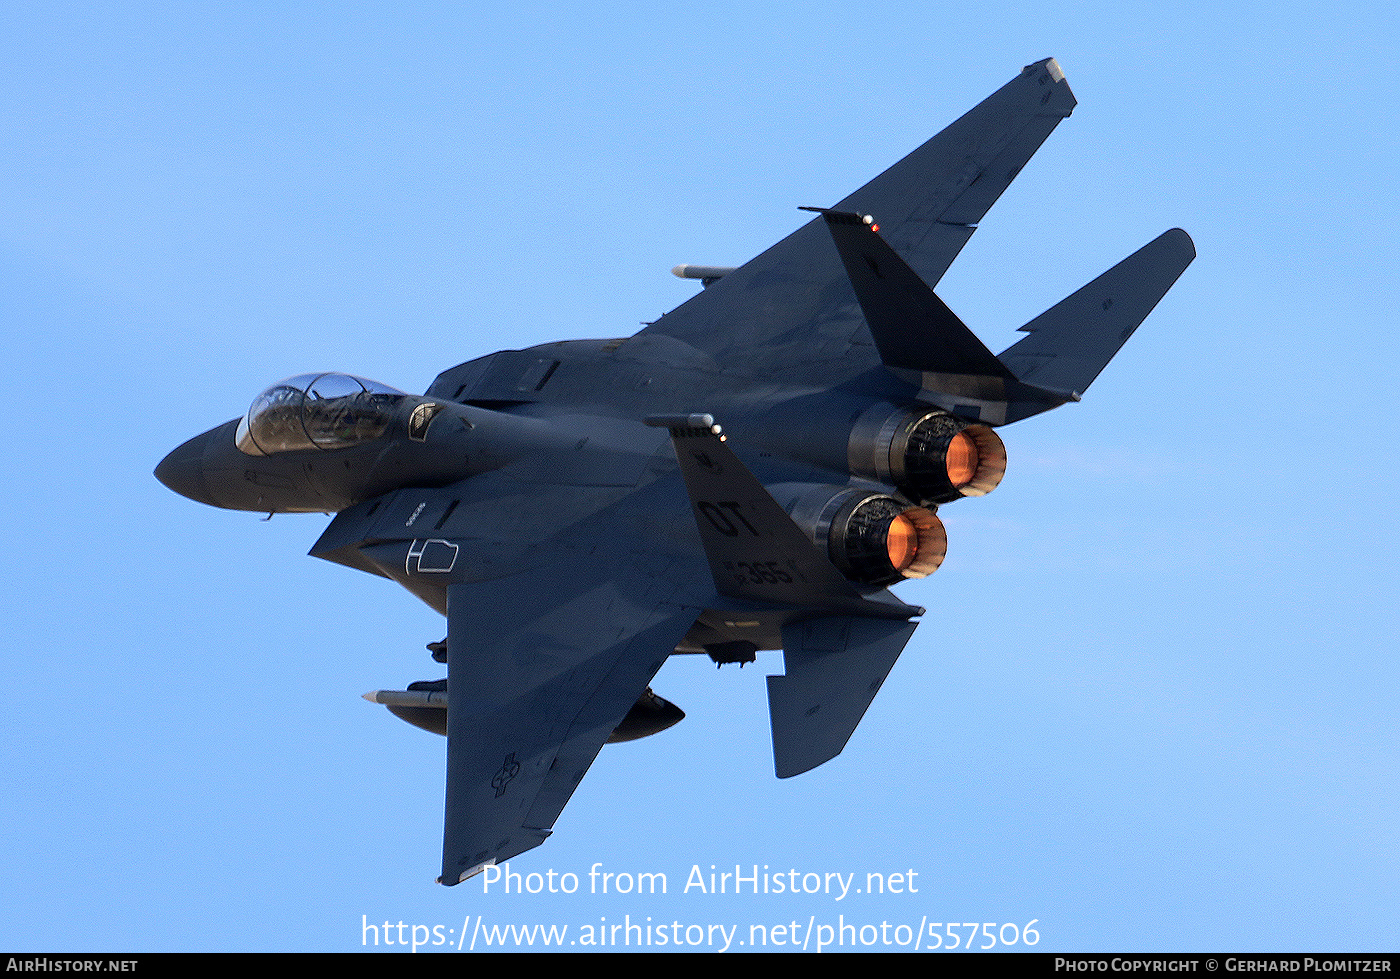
(156, 59, 1194, 885)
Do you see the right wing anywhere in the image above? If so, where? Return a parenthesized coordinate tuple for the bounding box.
(634, 59, 1076, 375)
(441, 546, 700, 884)
(309, 468, 708, 884)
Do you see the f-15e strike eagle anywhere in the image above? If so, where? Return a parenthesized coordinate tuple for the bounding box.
(156, 59, 1194, 885)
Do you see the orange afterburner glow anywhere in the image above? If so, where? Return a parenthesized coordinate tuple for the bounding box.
(886, 513, 918, 571)
(946, 430, 979, 488)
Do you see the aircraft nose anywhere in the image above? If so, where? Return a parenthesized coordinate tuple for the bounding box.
(155, 434, 216, 507)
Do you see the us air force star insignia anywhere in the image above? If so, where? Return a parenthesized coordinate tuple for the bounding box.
(492, 753, 520, 797)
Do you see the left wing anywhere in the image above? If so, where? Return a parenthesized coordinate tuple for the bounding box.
(440, 545, 700, 884)
(631, 59, 1076, 378)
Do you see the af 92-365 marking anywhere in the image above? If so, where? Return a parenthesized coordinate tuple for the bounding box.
(721, 560, 809, 587)
(696, 500, 812, 587)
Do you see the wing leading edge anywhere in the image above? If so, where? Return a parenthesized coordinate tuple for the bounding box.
(636, 59, 1076, 371)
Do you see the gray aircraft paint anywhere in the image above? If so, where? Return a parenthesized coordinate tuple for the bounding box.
(155, 59, 1194, 885)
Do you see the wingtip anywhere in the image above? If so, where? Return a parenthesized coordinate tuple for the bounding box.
(1017, 58, 1075, 115)
(1162, 227, 1197, 261)
(1023, 57, 1066, 83)
(440, 858, 496, 886)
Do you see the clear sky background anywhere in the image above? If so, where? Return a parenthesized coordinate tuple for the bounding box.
(4, 1, 1399, 953)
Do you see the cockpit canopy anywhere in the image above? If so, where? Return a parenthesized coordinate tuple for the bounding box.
(235, 373, 407, 456)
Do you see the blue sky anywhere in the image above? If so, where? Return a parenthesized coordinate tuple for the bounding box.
(4, 1, 1400, 953)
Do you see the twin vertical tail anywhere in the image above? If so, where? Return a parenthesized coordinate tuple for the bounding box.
(810, 209, 1195, 425)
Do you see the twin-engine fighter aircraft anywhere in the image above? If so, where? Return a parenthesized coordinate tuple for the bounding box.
(157, 59, 1194, 885)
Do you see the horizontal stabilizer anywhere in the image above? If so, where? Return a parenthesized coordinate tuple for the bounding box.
(768, 616, 918, 777)
(809, 208, 1015, 378)
(998, 228, 1195, 395)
